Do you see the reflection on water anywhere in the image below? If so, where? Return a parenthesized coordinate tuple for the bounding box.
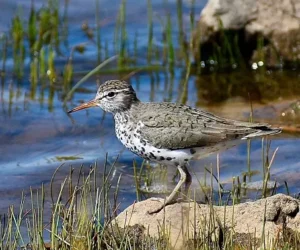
(0, 0, 300, 217)
(195, 70, 300, 105)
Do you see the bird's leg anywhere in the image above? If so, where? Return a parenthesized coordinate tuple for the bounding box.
(171, 165, 191, 193)
(176, 164, 192, 203)
(182, 164, 192, 194)
(148, 164, 186, 214)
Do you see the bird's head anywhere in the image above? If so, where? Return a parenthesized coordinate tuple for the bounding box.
(68, 80, 139, 114)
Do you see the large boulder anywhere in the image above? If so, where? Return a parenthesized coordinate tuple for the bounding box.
(193, 0, 300, 66)
(114, 194, 300, 249)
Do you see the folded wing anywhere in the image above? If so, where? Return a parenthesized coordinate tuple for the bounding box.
(133, 103, 280, 150)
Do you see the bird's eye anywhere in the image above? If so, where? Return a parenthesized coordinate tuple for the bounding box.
(107, 92, 115, 98)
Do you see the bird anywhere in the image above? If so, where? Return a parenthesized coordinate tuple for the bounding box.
(68, 80, 281, 214)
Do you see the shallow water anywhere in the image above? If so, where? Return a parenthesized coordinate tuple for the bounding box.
(0, 0, 300, 219)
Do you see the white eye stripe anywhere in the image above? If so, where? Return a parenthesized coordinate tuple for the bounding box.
(106, 88, 130, 94)
(97, 88, 131, 100)
(104, 88, 130, 97)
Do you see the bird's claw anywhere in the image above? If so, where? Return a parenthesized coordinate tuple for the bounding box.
(147, 206, 164, 214)
(147, 198, 164, 214)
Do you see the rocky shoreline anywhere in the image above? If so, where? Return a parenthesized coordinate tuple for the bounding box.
(193, 0, 300, 67)
(114, 194, 300, 249)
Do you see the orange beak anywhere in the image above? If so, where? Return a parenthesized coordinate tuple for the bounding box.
(68, 99, 98, 113)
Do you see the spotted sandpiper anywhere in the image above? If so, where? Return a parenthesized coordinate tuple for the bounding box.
(68, 80, 281, 214)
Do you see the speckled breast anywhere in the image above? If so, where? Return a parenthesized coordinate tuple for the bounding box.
(114, 113, 193, 165)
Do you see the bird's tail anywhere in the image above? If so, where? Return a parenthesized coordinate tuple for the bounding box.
(241, 126, 281, 140)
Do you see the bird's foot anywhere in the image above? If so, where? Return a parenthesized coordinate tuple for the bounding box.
(147, 197, 193, 214)
(148, 196, 184, 214)
(146, 197, 163, 214)
(147, 198, 166, 214)
(147, 205, 164, 214)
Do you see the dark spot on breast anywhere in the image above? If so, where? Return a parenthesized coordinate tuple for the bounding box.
(140, 139, 147, 146)
(167, 157, 172, 161)
(184, 159, 189, 161)
(160, 156, 165, 161)
(149, 152, 156, 159)
(134, 146, 137, 150)
(141, 147, 145, 152)
(190, 148, 196, 154)
(157, 151, 160, 153)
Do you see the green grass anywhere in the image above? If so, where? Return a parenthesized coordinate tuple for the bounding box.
(3, 0, 200, 100)
(0, 149, 299, 250)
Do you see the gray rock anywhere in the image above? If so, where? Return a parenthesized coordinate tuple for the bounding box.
(193, 0, 300, 66)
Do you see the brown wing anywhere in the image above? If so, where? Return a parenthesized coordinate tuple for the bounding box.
(133, 103, 266, 150)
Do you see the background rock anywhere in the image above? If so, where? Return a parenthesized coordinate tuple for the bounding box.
(114, 194, 300, 250)
(193, 0, 300, 66)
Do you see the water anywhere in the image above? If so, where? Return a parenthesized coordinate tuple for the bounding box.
(0, 0, 300, 217)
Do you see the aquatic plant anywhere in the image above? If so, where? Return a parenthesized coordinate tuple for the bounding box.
(0, 153, 298, 249)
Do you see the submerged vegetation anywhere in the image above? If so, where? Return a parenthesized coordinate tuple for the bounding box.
(0, 0, 299, 125)
(1, 1, 299, 134)
(0, 154, 299, 249)
(1, 0, 299, 102)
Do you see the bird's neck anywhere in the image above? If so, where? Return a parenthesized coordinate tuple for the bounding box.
(113, 99, 140, 121)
